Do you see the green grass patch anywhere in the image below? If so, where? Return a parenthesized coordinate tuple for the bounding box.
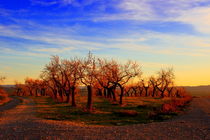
(30, 96, 181, 126)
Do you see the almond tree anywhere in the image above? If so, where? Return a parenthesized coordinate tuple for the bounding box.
(43, 78, 58, 100)
(106, 60, 141, 105)
(33, 79, 42, 96)
(39, 80, 47, 96)
(62, 58, 81, 107)
(79, 52, 96, 111)
(149, 76, 160, 97)
(42, 56, 67, 102)
(25, 78, 36, 96)
(141, 79, 150, 97)
(95, 58, 116, 100)
(156, 68, 175, 98)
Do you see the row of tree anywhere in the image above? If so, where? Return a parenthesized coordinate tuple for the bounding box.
(15, 53, 187, 111)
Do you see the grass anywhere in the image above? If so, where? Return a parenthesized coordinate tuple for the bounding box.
(30, 96, 181, 126)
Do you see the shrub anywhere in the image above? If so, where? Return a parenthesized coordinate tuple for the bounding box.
(161, 103, 177, 113)
(161, 95, 192, 114)
(0, 88, 10, 105)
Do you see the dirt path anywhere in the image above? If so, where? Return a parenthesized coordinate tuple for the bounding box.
(0, 97, 21, 112)
(0, 97, 209, 140)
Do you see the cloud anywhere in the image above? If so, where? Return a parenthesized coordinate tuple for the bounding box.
(33, 47, 75, 53)
(0, 23, 104, 50)
(1, 21, 210, 57)
(174, 7, 210, 34)
(109, 38, 147, 42)
(93, 0, 210, 36)
(0, 47, 49, 57)
(0, 8, 11, 16)
(0, 23, 106, 58)
(105, 30, 210, 56)
(93, 0, 156, 21)
(118, 0, 155, 17)
(31, 0, 98, 7)
(31, 1, 58, 6)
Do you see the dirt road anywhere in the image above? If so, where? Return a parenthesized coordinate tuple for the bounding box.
(0, 97, 209, 140)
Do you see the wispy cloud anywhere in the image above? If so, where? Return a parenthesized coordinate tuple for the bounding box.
(1, 21, 210, 57)
(174, 7, 210, 34)
(32, 47, 74, 53)
(31, 0, 98, 7)
(93, 0, 210, 35)
(31, 0, 58, 6)
(0, 47, 48, 57)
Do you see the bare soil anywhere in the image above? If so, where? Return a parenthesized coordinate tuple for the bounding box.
(0, 96, 209, 140)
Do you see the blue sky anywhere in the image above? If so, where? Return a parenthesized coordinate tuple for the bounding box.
(1, 0, 210, 85)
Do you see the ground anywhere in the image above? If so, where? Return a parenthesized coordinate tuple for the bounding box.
(0, 96, 209, 140)
(31, 96, 176, 126)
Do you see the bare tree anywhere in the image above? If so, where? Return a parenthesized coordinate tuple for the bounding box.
(106, 60, 141, 105)
(39, 80, 47, 96)
(95, 58, 116, 100)
(42, 56, 67, 102)
(79, 52, 97, 111)
(149, 76, 160, 97)
(156, 68, 175, 98)
(62, 58, 81, 107)
(141, 79, 150, 97)
(25, 78, 36, 96)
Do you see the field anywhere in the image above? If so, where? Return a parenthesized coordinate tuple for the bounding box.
(31, 96, 185, 126)
(184, 85, 210, 96)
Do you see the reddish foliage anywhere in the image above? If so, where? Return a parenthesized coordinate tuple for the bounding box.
(0, 89, 10, 105)
(161, 96, 192, 114)
(161, 103, 177, 113)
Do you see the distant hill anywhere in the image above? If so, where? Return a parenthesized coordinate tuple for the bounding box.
(0, 85, 15, 95)
(1, 85, 15, 88)
(183, 85, 210, 97)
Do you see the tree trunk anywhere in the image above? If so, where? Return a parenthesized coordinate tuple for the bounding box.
(53, 90, 57, 99)
(133, 88, 137, 97)
(35, 89, 38, 97)
(43, 88, 46, 96)
(161, 91, 164, 98)
(152, 87, 156, 97)
(103, 88, 107, 97)
(87, 85, 92, 111)
(71, 87, 76, 107)
(58, 89, 63, 102)
(107, 88, 112, 98)
(66, 93, 70, 103)
(111, 88, 117, 101)
(30, 90, 33, 96)
(16, 88, 21, 96)
(119, 85, 124, 105)
(167, 87, 173, 97)
(139, 88, 143, 96)
(97, 88, 102, 96)
(145, 87, 148, 97)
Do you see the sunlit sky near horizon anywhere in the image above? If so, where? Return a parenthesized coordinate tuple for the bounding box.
(1, 0, 210, 86)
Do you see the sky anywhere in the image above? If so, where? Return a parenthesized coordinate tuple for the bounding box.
(0, 0, 210, 86)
